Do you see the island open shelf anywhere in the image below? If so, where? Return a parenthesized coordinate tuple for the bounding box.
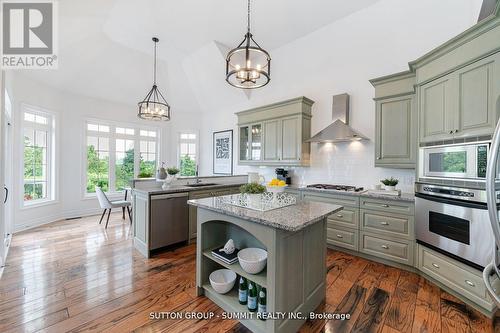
(191, 199, 343, 333)
(202, 248, 267, 287)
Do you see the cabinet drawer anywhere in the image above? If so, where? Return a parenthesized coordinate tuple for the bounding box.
(328, 207, 359, 228)
(360, 197, 414, 215)
(302, 192, 359, 207)
(418, 245, 486, 302)
(360, 232, 414, 266)
(327, 226, 358, 251)
(360, 210, 414, 239)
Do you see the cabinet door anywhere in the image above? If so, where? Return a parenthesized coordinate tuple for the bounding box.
(263, 120, 280, 161)
(455, 53, 500, 138)
(281, 116, 301, 161)
(250, 124, 262, 161)
(375, 95, 416, 168)
(239, 126, 250, 162)
(419, 75, 454, 143)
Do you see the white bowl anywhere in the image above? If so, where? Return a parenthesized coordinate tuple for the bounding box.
(266, 185, 287, 193)
(238, 248, 268, 274)
(209, 269, 237, 294)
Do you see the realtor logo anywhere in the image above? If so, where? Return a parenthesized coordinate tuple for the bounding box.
(1, 0, 58, 69)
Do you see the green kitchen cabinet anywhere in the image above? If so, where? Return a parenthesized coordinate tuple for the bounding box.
(419, 74, 455, 143)
(370, 71, 417, 168)
(263, 119, 280, 161)
(375, 95, 416, 168)
(419, 52, 500, 143)
(454, 53, 500, 138)
(236, 97, 313, 166)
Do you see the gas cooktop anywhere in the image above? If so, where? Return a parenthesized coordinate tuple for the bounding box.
(306, 184, 365, 192)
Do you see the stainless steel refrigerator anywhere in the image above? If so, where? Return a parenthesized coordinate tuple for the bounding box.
(483, 118, 500, 306)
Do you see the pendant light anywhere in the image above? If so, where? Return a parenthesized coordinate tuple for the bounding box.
(138, 37, 171, 121)
(226, 0, 271, 89)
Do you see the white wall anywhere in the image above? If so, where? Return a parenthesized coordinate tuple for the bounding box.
(6, 73, 201, 232)
(187, 0, 482, 193)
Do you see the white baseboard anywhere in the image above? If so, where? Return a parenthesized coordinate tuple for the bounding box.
(13, 207, 109, 233)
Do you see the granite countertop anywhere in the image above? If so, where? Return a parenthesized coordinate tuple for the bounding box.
(188, 195, 342, 232)
(133, 182, 246, 195)
(292, 186, 415, 202)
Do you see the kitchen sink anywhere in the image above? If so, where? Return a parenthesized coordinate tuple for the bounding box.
(185, 183, 218, 187)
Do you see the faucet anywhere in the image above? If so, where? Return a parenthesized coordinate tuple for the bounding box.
(195, 165, 201, 183)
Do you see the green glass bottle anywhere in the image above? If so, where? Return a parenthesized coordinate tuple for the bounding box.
(247, 281, 258, 312)
(238, 276, 248, 305)
(258, 287, 267, 320)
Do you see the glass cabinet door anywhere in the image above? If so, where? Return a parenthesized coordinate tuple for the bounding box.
(239, 126, 249, 161)
(251, 124, 262, 161)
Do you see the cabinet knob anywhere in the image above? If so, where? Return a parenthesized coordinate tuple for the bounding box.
(336, 234, 343, 239)
(454, 129, 459, 133)
(381, 204, 389, 208)
(432, 263, 440, 269)
(336, 214, 343, 218)
(381, 244, 389, 249)
(380, 221, 389, 226)
(376, 157, 381, 160)
(465, 280, 475, 287)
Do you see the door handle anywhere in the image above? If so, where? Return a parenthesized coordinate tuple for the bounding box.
(381, 204, 389, 208)
(381, 244, 389, 249)
(454, 129, 459, 133)
(380, 221, 389, 226)
(431, 263, 440, 269)
(3, 186, 7, 204)
(336, 234, 343, 239)
(336, 214, 343, 218)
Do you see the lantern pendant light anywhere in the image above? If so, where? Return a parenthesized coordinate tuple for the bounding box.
(138, 37, 171, 121)
(226, 0, 271, 89)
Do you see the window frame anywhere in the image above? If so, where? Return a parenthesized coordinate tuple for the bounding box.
(177, 131, 199, 177)
(20, 104, 57, 208)
(83, 118, 160, 198)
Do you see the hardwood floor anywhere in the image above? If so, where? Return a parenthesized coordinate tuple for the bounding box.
(0, 213, 498, 332)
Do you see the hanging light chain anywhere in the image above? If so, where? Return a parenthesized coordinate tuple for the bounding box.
(153, 38, 158, 85)
(247, 0, 251, 34)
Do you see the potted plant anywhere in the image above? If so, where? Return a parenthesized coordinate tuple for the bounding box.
(156, 162, 167, 180)
(167, 167, 180, 177)
(380, 177, 399, 191)
(138, 171, 153, 178)
(240, 183, 266, 206)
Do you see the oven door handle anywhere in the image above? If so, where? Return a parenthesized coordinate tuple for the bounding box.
(486, 117, 500, 250)
(414, 193, 487, 210)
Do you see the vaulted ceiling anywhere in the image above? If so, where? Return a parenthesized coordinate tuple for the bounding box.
(19, 0, 382, 112)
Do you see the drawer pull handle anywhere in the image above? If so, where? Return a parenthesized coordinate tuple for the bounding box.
(465, 280, 475, 287)
(336, 234, 343, 239)
(336, 214, 344, 218)
(380, 221, 389, 226)
(432, 263, 440, 269)
(381, 244, 389, 249)
(381, 204, 389, 208)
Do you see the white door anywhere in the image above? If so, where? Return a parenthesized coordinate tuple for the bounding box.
(4, 90, 12, 240)
(0, 73, 5, 268)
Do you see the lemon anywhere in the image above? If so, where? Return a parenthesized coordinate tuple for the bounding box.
(278, 180, 286, 186)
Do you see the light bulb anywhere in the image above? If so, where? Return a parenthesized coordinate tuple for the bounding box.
(235, 64, 241, 70)
(246, 59, 251, 68)
(256, 64, 262, 71)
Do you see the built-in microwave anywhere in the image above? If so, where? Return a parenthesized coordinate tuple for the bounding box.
(420, 142, 489, 180)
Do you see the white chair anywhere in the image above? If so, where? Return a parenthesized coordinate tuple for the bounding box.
(95, 186, 132, 228)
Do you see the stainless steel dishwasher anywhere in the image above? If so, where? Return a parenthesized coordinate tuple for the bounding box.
(150, 192, 189, 250)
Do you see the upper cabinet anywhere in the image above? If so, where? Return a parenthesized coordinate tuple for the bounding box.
(419, 52, 500, 143)
(236, 97, 313, 166)
(370, 71, 417, 168)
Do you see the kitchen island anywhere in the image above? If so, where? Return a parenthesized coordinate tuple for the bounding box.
(188, 195, 342, 333)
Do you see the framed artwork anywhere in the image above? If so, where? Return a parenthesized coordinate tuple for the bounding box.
(213, 130, 233, 175)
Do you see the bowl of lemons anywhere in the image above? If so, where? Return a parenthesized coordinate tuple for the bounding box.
(266, 178, 287, 193)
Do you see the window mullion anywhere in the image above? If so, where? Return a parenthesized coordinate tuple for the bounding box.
(109, 133, 116, 193)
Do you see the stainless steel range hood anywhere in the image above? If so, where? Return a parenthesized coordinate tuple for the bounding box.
(306, 93, 368, 143)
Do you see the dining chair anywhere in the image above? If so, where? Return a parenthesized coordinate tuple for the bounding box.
(95, 186, 132, 228)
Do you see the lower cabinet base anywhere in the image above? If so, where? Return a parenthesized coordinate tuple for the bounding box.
(327, 244, 498, 318)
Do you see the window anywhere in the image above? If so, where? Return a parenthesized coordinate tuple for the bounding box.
(86, 121, 159, 194)
(23, 108, 55, 204)
(178, 132, 197, 176)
